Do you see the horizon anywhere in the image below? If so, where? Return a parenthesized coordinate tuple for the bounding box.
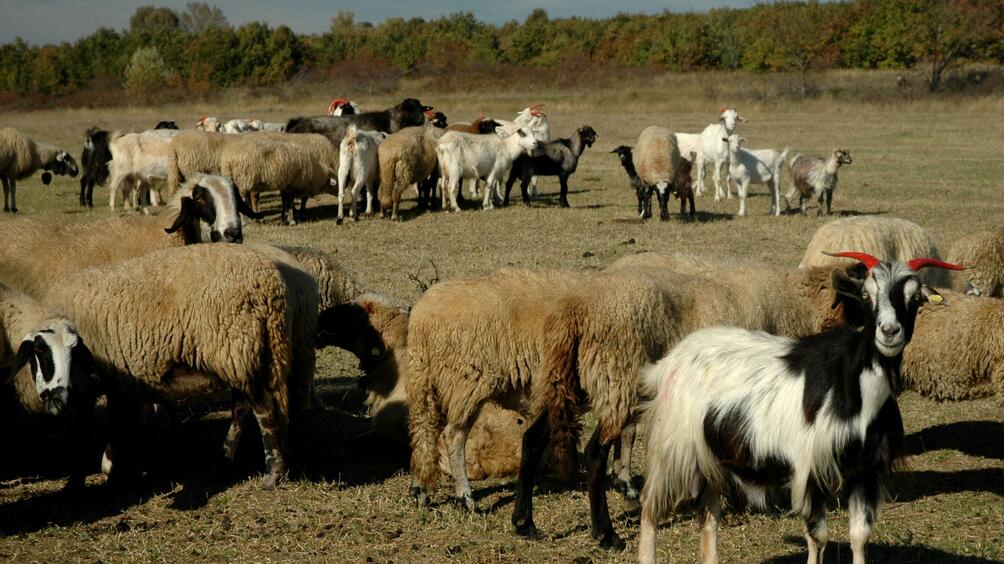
(3, 0, 759, 45)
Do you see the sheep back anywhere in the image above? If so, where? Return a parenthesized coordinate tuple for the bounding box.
(0, 127, 40, 179)
(800, 216, 948, 287)
(634, 126, 681, 188)
(378, 126, 442, 207)
(947, 228, 1004, 297)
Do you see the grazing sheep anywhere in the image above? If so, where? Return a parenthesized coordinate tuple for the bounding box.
(785, 148, 853, 215)
(107, 129, 181, 211)
(337, 126, 387, 223)
(637, 253, 962, 564)
(634, 126, 682, 221)
(800, 216, 949, 287)
(1, 282, 96, 491)
(503, 125, 597, 208)
(377, 125, 446, 220)
(0, 127, 79, 213)
(287, 98, 432, 140)
(43, 244, 299, 489)
(79, 127, 112, 208)
(407, 269, 674, 550)
(696, 107, 747, 200)
(723, 133, 789, 217)
(166, 129, 233, 195)
(437, 127, 538, 211)
(219, 134, 337, 225)
(947, 227, 1004, 296)
(0, 175, 257, 299)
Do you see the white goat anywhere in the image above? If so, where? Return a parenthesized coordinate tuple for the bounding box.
(723, 133, 789, 217)
(494, 105, 550, 198)
(696, 108, 747, 200)
(437, 127, 538, 211)
(337, 126, 387, 222)
(107, 129, 181, 212)
(327, 98, 359, 116)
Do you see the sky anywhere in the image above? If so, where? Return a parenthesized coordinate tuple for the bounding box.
(1, 0, 756, 45)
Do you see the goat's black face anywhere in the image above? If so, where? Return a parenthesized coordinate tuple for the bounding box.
(476, 119, 501, 134)
(49, 152, 79, 178)
(155, 121, 179, 130)
(317, 304, 387, 371)
(579, 126, 598, 147)
(610, 145, 632, 164)
(836, 149, 853, 165)
(431, 111, 448, 128)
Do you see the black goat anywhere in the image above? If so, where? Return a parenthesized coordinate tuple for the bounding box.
(79, 127, 111, 208)
(504, 126, 597, 208)
(286, 98, 432, 141)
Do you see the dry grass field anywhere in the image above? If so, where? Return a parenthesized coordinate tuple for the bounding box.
(0, 75, 1002, 562)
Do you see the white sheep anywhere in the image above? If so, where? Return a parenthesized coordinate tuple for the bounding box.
(1, 282, 95, 491)
(107, 129, 181, 212)
(249, 119, 287, 132)
(337, 125, 387, 223)
(436, 127, 538, 211)
(194, 116, 221, 132)
(723, 133, 789, 216)
(0, 127, 79, 213)
(785, 148, 853, 215)
(695, 108, 747, 200)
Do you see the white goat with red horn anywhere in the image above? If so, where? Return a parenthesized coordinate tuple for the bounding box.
(638, 251, 964, 564)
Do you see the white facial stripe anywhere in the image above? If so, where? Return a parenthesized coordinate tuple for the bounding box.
(204, 179, 240, 234)
(31, 329, 77, 397)
(903, 279, 919, 306)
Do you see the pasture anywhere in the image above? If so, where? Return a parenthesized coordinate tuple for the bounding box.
(1, 85, 1002, 562)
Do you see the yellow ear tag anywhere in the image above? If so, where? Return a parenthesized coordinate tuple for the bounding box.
(929, 294, 943, 303)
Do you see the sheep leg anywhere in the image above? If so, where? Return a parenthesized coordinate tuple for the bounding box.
(223, 393, 253, 463)
(8, 179, 15, 213)
(804, 489, 829, 564)
(363, 182, 374, 217)
(102, 392, 145, 487)
(698, 486, 722, 564)
(824, 189, 833, 215)
(2, 178, 9, 212)
(529, 175, 540, 198)
(280, 193, 295, 225)
(79, 176, 88, 207)
(503, 172, 517, 207)
(250, 389, 287, 490)
(656, 185, 670, 221)
(250, 192, 261, 214)
(688, 189, 696, 218)
(481, 178, 495, 210)
(443, 423, 475, 511)
(585, 426, 624, 550)
(847, 475, 879, 564)
(713, 160, 724, 201)
(638, 500, 659, 564)
(558, 173, 570, 208)
(63, 399, 96, 493)
(511, 413, 551, 539)
(610, 423, 638, 501)
(297, 196, 308, 222)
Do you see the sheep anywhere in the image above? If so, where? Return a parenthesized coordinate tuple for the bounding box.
(637, 253, 963, 564)
(249, 120, 287, 133)
(785, 148, 853, 215)
(0, 127, 79, 213)
(79, 127, 111, 208)
(42, 244, 301, 489)
(800, 216, 950, 287)
(166, 129, 234, 195)
(723, 133, 789, 217)
(406, 268, 675, 550)
(222, 119, 255, 134)
(0, 175, 259, 299)
(219, 134, 337, 225)
(947, 227, 1004, 296)
(1, 282, 96, 491)
(327, 97, 359, 116)
(633, 126, 682, 221)
(695, 107, 747, 200)
(436, 127, 538, 212)
(107, 129, 182, 212)
(502, 125, 597, 208)
(377, 125, 447, 221)
(337, 126, 387, 223)
(287, 98, 432, 140)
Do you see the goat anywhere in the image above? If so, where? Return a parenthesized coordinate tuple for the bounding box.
(723, 133, 789, 217)
(503, 125, 597, 208)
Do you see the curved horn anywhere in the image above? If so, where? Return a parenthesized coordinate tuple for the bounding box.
(906, 258, 966, 271)
(823, 251, 881, 270)
(327, 98, 349, 114)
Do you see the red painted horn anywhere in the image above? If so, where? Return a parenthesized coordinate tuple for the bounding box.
(906, 258, 966, 271)
(327, 98, 349, 114)
(822, 251, 881, 270)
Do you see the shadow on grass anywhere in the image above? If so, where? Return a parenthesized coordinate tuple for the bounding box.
(767, 537, 1000, 563)
(906, 420, 1004, 460)
(892, 468, 1004, 502)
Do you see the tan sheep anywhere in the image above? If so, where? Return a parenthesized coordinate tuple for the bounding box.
(0, 127, 79, 213)
(948, 227, 1004, 297)
(634, 126, 681, 221)
(166, 130, 232, 195)
(800, 215, 949, 287)
(377, 125, 445, 220)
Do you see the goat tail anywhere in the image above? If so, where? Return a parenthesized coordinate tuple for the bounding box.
(779, 147, 791, 171)
(540, 302, 585, 479)
(406, 342, 444, 489)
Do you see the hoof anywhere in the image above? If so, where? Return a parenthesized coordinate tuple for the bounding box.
(10, 208, 17, 214)
(595, 530, 626, 551)
(612, 477, 639, 501)
(336, 217, 343, 225)
(455, 494, 476, 512)
(62, 475, 86, 494)
(261, 472, 282, 490)
(559, 201, 570, 208)
(409, 485, 430, 507)
(513, 519, 540, 539)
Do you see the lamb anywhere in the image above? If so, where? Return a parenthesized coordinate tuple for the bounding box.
(0, 127, 79, 213)
(502, 125, 597, 208)
(1, 282, 96, 491)
(611, 145, 654, 219)
(337, 126, 387, 223)
(42, 244, 300, 489)
(785, 148, 853, 215)
(327, 98, 359, 116)
(373, 125, 444, 221)
(637, 253, 963, 564)
(947, 227, 1004, 296)
(219, 133, 337, 225)
(800, 216, 949, 287)
(0, 175, 258, 299)
(79, 127, 112, 208)
(407, 268, 675, 550)
(287, 98, 432, 140)
(723, 133, 789, 217)
(633, 126, 682, 221)
(436, 127, 538, 211)
(696, 107, 747, 200)
(107, 128, 182, 211)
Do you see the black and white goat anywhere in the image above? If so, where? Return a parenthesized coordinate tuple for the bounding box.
(503, 125, 597, 207)
(638, 252, 964, 564)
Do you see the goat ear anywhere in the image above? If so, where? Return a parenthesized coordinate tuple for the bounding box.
(831, 268, 864, 302)
(164, 197, 195, 234)
(8, 339, 35, 385)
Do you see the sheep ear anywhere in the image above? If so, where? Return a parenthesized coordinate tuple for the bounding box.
(316, 304, 364, 350)
(72, 340, 96, 381)
(8, 339, 35, 385)
(41, 172, 53, 185)
(235, 190, 265, 220)
(921, 286, 947, 305)
(164, 197, 196, 234)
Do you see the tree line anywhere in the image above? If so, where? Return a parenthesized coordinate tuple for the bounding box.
(1, 0, 1001, 101)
